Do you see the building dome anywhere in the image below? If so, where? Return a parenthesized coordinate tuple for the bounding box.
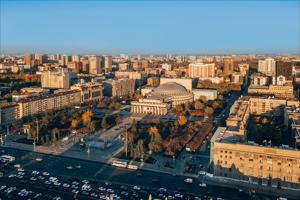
(153, 82, 189, 96)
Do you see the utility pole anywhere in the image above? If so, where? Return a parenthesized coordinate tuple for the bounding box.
(36, 119, 39, 142)
(125, 125, 128, 157)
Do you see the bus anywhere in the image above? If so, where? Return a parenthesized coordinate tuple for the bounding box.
(0, 155, 15, 162)
(127, 164, 138, 170)
(111, 160, 127, 168)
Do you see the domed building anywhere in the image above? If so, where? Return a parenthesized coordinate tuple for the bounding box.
(131, 82, 193, 115)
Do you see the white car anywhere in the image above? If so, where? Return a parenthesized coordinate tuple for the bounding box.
(35, 158, 43, 162)
(72, 189, 79, 194)
(32, 170, 39, 175)
(63, 183, 70, 188)
(66, 166, 73, 170)
(133, 186, 140, 190)
(17, 168, 24, 172)
(175, 193, 183, 198)
(30, 177, 37, 181)
(82, 179, 89, 184)
(107, 188, 114, 193)
(42, 172, 50, 176)
(159, 188, 167, 192)
(199, 183, 207, 187)
(198, 171, 206, 175)
(98, 186, 106, 191)
(184, 178, 193, 184)
(53, 182, 61, 186)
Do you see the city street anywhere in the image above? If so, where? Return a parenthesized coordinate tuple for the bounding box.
(0, 146, 266, 200)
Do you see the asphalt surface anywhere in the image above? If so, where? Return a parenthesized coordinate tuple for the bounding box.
(0, 146, 269, 200)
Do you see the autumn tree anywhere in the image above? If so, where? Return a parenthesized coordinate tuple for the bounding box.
(178, 115, 187, 126)
(194, 101, 204, 110)
(148, 126, 163, 153)
(71, 119, 79, 129)
(204, 106, 214, 116)
(82, 110, 93, 127)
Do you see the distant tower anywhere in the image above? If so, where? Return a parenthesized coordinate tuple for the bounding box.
(223, 57, 234, 77)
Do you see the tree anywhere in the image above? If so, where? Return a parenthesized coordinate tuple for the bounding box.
(212, 101, 220, 109)
(51, 128, 59, 142)
(71, 119, 79, 129)
(194, 101, 204, 110)
(89, 121, 96, 133)
(82, 111, 93, 127)
(101, 116, 109, 129)
(178, 115, 187, 126)
(204, 107, 214, 116)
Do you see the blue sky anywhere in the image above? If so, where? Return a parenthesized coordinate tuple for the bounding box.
(0, 0, 299, 54)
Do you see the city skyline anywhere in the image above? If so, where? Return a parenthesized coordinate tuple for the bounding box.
(1, 0, 299, 54)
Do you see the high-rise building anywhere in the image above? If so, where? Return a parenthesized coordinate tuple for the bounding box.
(223, 57, 234, 77)
(103, 79, 135, 97)
(72, 55, 80, 62)
(118, 63, 130, 71)
(67, 61, 80, 73)
(104, 56, 112, 73)
(41, 68, 70, 89)
(188, 63, 215, 78)
(80, 58, 90, 73)
(24, 53, 32, 66)
(258, 57, 276, 76)
(276, 61, 293, 80)
(36, 54, 47, 65)
(89, 55, 101, 74)
(59, 54, 69, 66)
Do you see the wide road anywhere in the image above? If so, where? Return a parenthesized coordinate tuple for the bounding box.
(0, 146, 264, 200)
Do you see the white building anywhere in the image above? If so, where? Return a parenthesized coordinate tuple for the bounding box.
(41, 68, 70, 89)
(161, 63, 172, 71)
(258, 57, 276, 76)
(192, 89, 218, 101)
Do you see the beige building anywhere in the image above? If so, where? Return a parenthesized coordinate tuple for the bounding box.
(89, 55, 102, 74)
(104, 56, 112, 73)
(160, 78, 192, 91)
(248, 84, 294, 99)
(249, 97, 287, 115)
(188, 63, 215, 78)
(258, 57, 276, 76)
(0, 103, 18, 127)
(103, 79, 135, 97)
(131, 82, 193, 115)
(41, 68, 70, 89)
(211, 127, 300, 188)
(70, 81, 103, 103)
(118, 63, 130, 71)
(211, 98, 300, 188)
(115, 71, 144, 80)
(17, 90, 81, 118)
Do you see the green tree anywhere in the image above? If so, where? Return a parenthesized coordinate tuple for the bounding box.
(101, 116, 109, 129)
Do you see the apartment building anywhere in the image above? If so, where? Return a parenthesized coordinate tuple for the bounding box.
(17, 90, 81, 118)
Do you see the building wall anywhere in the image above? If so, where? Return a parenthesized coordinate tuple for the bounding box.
(0, 104, 18, 127)
(211, 140, 300, 187)
(192, 89, 218, 101)
(188, 63, 215, 78)
(17, 90, 81, 118)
